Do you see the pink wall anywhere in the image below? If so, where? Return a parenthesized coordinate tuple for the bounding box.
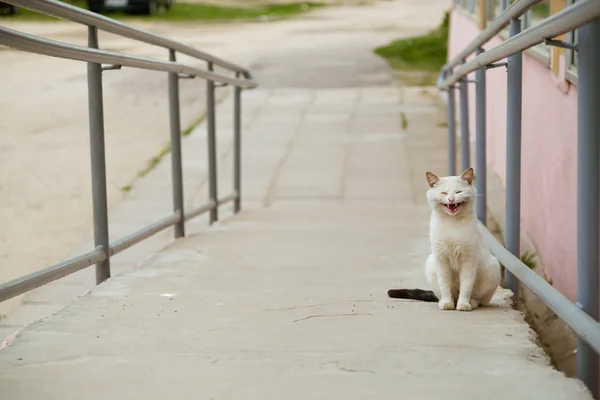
(449, 10, 580, 301)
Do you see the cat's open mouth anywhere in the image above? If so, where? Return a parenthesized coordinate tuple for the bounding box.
(444, 203, 462, 214)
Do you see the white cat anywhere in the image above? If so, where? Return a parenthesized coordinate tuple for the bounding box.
(388, 168, 500, 311)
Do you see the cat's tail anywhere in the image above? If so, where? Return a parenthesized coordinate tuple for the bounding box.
(387, 288, 438, 302)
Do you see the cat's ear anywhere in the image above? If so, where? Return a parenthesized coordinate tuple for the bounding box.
(426, 172, 439, 187)
(460, 167, 474, 185)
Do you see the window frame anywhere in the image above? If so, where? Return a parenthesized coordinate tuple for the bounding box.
(565, 0, 578, 84)
(453, 0, 552, 71)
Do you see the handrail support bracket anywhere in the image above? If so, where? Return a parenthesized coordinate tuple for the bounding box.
(101, 64, 121, 72)
(545, 38, 579, 51)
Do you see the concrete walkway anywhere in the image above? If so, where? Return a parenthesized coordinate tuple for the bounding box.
(0, 0, 450, 327)
(0, 86, 592, 398)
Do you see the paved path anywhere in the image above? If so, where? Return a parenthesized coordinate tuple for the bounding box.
(0, 0, 450, 335)
(0, 0, 448, 321)
(0, 86, 592, 398)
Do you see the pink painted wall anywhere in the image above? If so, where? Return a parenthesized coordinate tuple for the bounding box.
(448, 10, 580, 301)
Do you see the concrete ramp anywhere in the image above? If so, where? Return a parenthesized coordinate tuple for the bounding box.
(0, 87, 591, 399)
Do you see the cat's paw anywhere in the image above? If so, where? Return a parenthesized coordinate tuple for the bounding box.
(456, 301, 472, 311)
(438, 299, 455, 310)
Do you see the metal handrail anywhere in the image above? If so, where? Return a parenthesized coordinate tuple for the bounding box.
(4, 0, 251, 77)
(444, 0, 543, 72)
(440, 0, 600, 88)
(440, 0, 600, 396)
(109, 212, 182, 256)
(480, 225, 600, 354)
(0, 2, 253, 310)
(0, 26, 257, 88)
(0, 248, 106, 302)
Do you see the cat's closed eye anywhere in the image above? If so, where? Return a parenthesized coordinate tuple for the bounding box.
(441, 192, 447, 195)
(456, 191, 462, 194)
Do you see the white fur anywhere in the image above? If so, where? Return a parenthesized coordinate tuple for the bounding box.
(424, 168, 500, 311)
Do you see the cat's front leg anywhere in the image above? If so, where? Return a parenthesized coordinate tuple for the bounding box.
(435, 260, 455, 310)
(457, 262, 477, 311)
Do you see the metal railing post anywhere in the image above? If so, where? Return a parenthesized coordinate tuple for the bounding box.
(475, 47, 487, 225)
(233, 77, 242, 213)
(87, 26, 111, 284)
(168, 49, 185, 238)
(576, 18, 600, 399)
(206, 62, 218, 224)
(447, 76, 457, 176)
(504, 18, 522, 306)
(459, 70, 471, 172)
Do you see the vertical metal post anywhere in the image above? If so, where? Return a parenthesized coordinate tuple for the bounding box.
(459, 70, 471, 172)
(576, 19, 600, 400)
(206, 62, 218, 224)
(500, 0, 508, 11)
(233, 75, 242, 213)
(475, 47, 487, 225)
(87, 26, 110, 284)
(522, 10, 531, 30)
(168, 49, 185, 238)
(447, 80, 457, 176)
(504, 18, 522, 306)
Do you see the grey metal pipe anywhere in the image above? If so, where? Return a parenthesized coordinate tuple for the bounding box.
(576, 19, 600, 399)
(475, 47, 487, 225)
(218, 192, 239, 207)
(3, 0, 251, 77)
(459, 75, 471, 172)
(0, 248, 106, 303)
(480, 224, 600, 355)
(525, 9, 533, 29)
(234, 84, 242, 213)
(504, 18, 522, 307)
(445, 0, 543, 72)
(206, 62, 219, 224)
(0, 26, 257, 89)
(168, 49, 185, 238)
(87, 26, 111, 285)
(109, 212, 181, 256)
(184, 201, 217, 222)
(439, 0, 600, 89)
(447, 84, 457, 176)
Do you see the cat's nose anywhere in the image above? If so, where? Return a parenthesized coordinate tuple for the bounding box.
(448, 196, 455, 203)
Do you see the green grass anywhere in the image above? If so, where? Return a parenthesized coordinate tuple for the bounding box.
(520, 251, 537, 270)
(134, 110, 208, 180)
(400, 112, 408, 130)
(120, 184, 134, 193)
(2, 1, 325, 22)
(0, 0, 82, 20)
(531, 2, 550, 18)
(138, 145, 171, 178)
(374, 11, 449, 73)
(152, 2, 325, 22)
(182, 114, 206, 137)
(119, 107, 213, 193)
